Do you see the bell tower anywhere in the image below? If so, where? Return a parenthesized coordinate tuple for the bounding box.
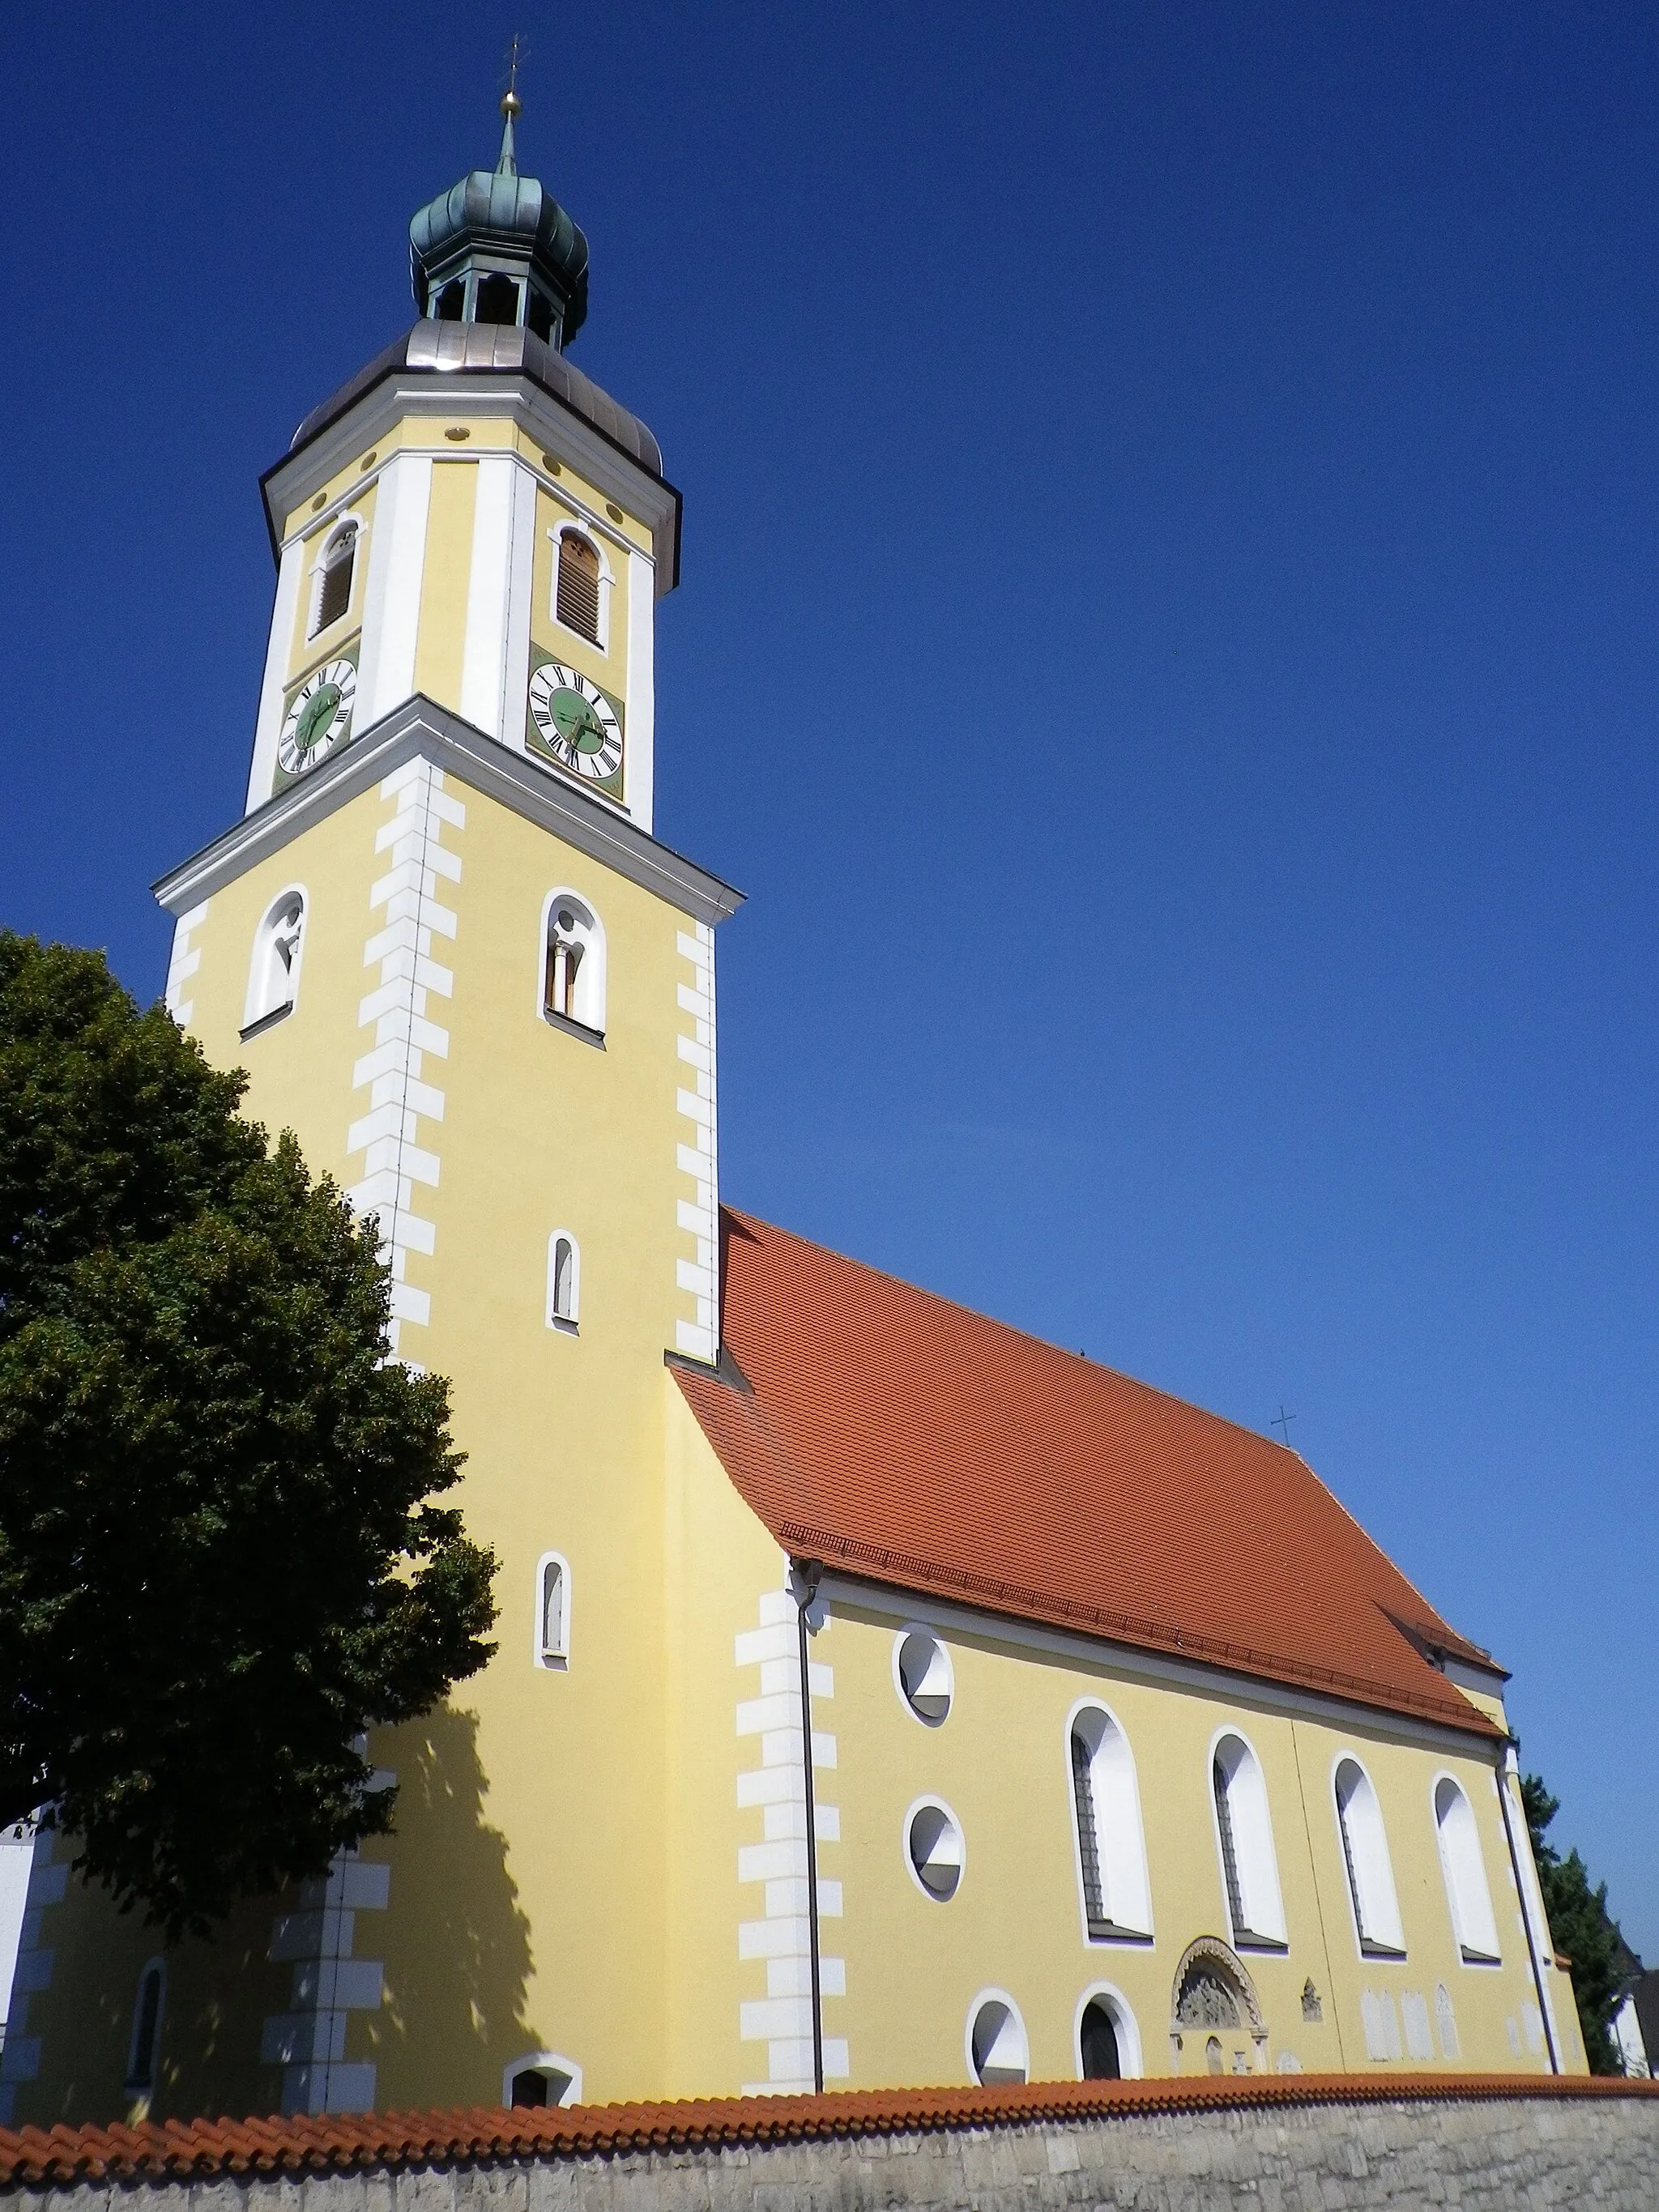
(243, 89, 677, 841)
(7, 92, 741, 2125)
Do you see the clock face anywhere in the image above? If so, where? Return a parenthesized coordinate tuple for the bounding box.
(527, 663, 624, 786)
(279, 658, 357, 776)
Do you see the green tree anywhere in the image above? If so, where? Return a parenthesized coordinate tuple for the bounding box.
(1520, 1771, 1628, 2073)
(0, 932, 497, 1937)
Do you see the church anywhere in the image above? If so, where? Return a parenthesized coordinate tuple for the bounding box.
(1, 96, 1586, 2129)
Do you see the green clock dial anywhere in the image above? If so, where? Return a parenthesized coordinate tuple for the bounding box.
(279, 658, 357, 776)
(527, 661, 624, 786)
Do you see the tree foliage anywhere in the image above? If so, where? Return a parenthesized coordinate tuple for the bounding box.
(1520, 1771, 1629, 2074)
(0, 932, 497, 1937)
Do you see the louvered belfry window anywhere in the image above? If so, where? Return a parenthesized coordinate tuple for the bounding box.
(557, 532, 601, 641)
(316, 528, 356, 633)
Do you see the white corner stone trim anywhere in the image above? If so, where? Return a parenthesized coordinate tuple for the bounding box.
(262, 1836, 392, 2117)
(673, 922, 719, 1362)
(344, 761, 463, 1355)
(163, 900, 211, 1029)
(735, 1589, 848, 2095)
(0, 1829, 68, 2125)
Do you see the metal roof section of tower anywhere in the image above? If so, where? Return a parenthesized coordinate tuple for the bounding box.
(408, 90, 590, 350)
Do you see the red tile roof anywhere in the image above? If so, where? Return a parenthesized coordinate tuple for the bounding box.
(4, 2076, 1654, 2185)
(675, 1212, 1500, 1737)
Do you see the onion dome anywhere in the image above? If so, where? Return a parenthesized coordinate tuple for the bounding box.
(408, 92, 589, 349)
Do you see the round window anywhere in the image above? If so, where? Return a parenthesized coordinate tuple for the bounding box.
(906, 1798, 963, 1900)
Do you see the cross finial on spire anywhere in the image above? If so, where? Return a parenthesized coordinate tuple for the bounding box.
(497, 31, 527, 176)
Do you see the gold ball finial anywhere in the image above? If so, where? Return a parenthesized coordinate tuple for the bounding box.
(501, 87, 522, 118)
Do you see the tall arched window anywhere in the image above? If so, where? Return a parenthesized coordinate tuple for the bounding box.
(1333, 1756, 1405, 1955)
(556, 529, 602, 642)
(310, 520, 358, 637)
(547, 1232, 581, 1331)
(534, 1551, 569, 1668)
(243, 889, 305, 1035)
(1434, 1775, 1500, 1963)
(126, 1958, 165, 2093)
(1210, 1731, 1286, 1949)
(541, 890, 606, 1037)
(1068, 1702, 1152, 1939)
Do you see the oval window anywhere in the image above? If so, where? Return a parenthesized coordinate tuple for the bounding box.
(895, 1628, 953, 1723)
(906, 1799, 963, 1900)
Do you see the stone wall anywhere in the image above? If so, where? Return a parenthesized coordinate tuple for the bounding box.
(5, 2080, 1658, 2212)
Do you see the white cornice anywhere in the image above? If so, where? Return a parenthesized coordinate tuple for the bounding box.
(153, 694, 744, 927)
(812, 1569, 1499, 1761)
(263, 377, 678, 590)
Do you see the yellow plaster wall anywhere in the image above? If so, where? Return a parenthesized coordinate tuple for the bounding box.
(284, 482, 377, 684)
(412, 461, 478, 713)
(811, 1597, 1570, 2086)
(529, 484, 630, 702)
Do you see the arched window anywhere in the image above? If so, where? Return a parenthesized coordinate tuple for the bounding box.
(541, 890, 606, 1037)
(1435, 1981, 1460, 2059)
(966, 1992, 1028, 2085)
(534, 1552, 569, 1668)
(1210, 1731, 1286, 1949)
(904, 1797, 963, 1901)
(126, 1958, 165, 2092)
(1076, 1984, 1141, 2079)
(503, 2051, 581, 2107)
(1333, 1756, 1405, 1955)
(310, 521, 358, 637)
(1434, 1775, 1500, 1963)
(1068, 1701, 1152, 1940)
(556, 529, 603, 642)
(893, 1627, 952, 1723)
(547, 1232, 581, 1331)
(243, 889, 305, 1035)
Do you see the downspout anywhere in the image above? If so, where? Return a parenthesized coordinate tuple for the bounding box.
(1495, 1738, 1561, 2073)
(791, 1558, 825, 2095)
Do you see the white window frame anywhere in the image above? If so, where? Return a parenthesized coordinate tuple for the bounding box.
(242, 884, 308, 1035)
(537, 886, 608, 1039)
(1331, 1750, 1406, 1958)
(1207, 1724, 1287, 1949)
(965, 1988, 1029, 2086)
(1073, 1980, 1143, 2080)
(125, 1954, 167, 2092)
(533, 1550, 571, 1670)
(547, 1231, 581, 1332)
(1064, 1695, 1154, 1941)
(902, 1793, 965, 1903)
(501, 2049, 582, 2107)
(307, 516, 362, 641)
(548, 522, 615, 653)
(890, 1623, 953, 1725)
(1431, 1770, 1502, 1965)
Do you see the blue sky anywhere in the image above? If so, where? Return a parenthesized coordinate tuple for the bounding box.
(2, 3, 1654, 1954)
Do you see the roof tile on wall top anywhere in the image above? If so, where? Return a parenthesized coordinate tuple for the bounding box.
(674, 1210, 1499, 1737)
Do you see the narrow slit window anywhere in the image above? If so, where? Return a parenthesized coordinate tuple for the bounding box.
(547, 1233, 580, 1329)
(126, 1961, 164, 2091)
(313, 523, 357, 635)
(557, 531, 601, 641)
(540, 1558, 566, 1661)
